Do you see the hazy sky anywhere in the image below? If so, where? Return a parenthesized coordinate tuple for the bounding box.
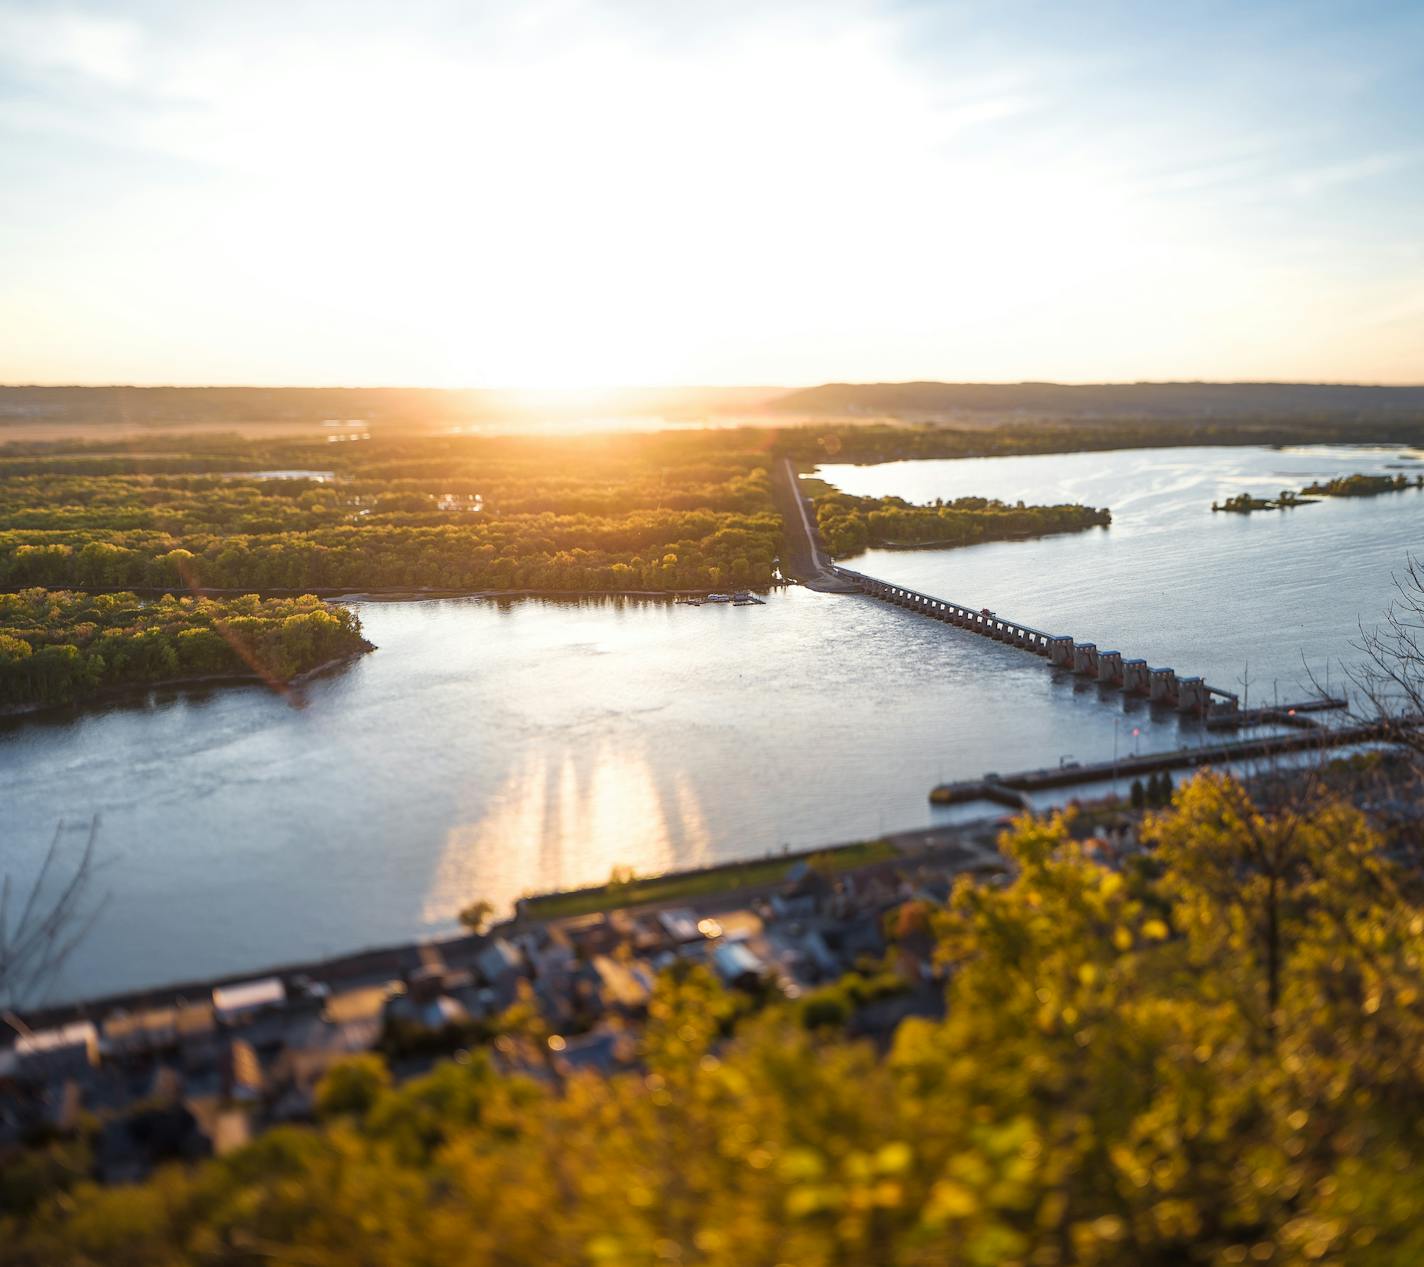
(1, 0, 1421, 387)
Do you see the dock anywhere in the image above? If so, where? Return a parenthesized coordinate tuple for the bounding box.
(929, 719, 1397, 805)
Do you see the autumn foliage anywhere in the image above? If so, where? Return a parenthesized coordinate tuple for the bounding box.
(8, 774, 1424, 1263)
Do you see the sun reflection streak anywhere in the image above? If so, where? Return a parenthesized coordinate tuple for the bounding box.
(421, 739, 711, 924)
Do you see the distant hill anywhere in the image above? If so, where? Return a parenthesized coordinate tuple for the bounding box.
(769, 381, 1424, 422)
(0, 385, 783, 430)
(7, 382, 1424, 435)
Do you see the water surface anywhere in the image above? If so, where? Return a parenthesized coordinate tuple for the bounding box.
(5, 444, 1419, 1003)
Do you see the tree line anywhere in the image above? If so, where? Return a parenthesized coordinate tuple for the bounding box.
(814, 491, 1111, 558)
(9, 774, 1424, 1261)
(0, 589, 370, 709)
(0, 432, 786, 594)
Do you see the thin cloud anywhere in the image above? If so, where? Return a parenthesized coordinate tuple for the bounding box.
(1288, 150, 1424, 197)
(0, 7, 143, 87)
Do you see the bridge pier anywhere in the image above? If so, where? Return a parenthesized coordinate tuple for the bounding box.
(1073, 642, 1100, 676)
(825, 564, 1227, 718)
(1177, 676, 1207, 715)
(1150, 668, 1178, 705)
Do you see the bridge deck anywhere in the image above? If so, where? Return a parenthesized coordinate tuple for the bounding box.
(828, 563, 1240, 716)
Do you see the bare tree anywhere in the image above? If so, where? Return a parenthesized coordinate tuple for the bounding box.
(1347, 555, 1424, 761)
(0, 818, 107, 1014)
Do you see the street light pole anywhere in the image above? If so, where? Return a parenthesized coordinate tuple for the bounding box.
(1113, 717, 1120, 799)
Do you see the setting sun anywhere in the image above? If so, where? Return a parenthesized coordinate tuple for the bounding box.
(3, 1, 1423, 387)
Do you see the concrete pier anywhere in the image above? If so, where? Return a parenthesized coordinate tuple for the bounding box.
(1150, 668, 1178, 704)
(827, 564, 1237, 717)
(1178, 676, 1207, 714)
(1123, 659, 1151, 694)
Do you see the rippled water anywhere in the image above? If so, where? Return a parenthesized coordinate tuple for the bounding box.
(820, 444, 1424, 698)
(4, 444, 1420, 1003)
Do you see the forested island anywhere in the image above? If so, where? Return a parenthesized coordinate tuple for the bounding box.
(0, 589, 371, 710)
(1, 425, 1121, 595)
(1213, 471, 1423, 513)
(1302, 471, 1423, 497)
(1212, 490, 1314, 514)
(813, 490, 1110, 557)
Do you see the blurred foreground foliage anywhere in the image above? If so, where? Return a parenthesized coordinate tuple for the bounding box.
(11, 772, 1424, 1264)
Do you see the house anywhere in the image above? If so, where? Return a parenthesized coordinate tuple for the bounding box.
(713, 942, 767, 989)
(4, 1021, 99, 1083)
(220, 1039, 264, 1103)
(589, 955, 654, 1012)
(549, 1029, 637, 1078)
(475, 938, 524, 986)
(212, 977, 286, 1025)
(656, 908, 702, 945)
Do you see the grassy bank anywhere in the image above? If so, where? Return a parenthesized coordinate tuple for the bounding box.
(518, 838, 900, 920)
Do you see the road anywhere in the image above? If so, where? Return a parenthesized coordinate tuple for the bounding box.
(770, 457, 860, 592)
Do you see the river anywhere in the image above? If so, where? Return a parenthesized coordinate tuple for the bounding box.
(4, 444, 1419, 1003)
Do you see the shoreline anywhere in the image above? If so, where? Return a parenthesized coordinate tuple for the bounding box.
(9, 819, 1004, 1033)
(0, 644, 375, 720)
(1, 583, 786, 603)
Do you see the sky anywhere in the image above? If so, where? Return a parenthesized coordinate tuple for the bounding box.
(0, 0, 1421, 388)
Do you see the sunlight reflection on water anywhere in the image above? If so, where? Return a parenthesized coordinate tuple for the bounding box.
(7, 445, 1422, 1002)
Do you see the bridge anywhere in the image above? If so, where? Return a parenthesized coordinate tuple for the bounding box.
(829, 564, 1239, 717)
(775, 458, 1239, 717)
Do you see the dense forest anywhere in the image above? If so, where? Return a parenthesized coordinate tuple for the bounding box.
(772, 418, 1424, 465)
(10, 775, 1424, 1263)
(813, 490, 1110, 557)
(769, 379, 1424, 422)
(0, 426, 1123, 593)
(16, 421, 1406, 593)
(0, 431, 786, 593)
(0, 589, 370, 709)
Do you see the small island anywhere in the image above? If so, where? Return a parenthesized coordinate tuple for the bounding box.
(812, 491, 1111, 557)
(1214, 471, 1424, 513)
(1301, 472, 1424, 498)
(0, 589, 372, 712)
(1212, 489, 1315, 514)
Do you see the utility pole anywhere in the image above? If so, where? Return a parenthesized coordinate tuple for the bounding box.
(1112, 717, 1120, 799)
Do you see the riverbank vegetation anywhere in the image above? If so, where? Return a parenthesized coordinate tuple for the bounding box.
(1302, 471, 1423, 497)
(1212, 489, 1314, 513)
(0, 589, 370, 709)
(0, 431, 784, 593)
(814, 490, 1110, 557)
(8, 427, 1417, 596)
(518, 838, 900, 920)
(772, 417, 1424, 466)
(11, 774, 1424, 1262)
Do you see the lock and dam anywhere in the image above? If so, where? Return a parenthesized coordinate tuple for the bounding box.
(768, 457, 1387, 803)
(775, 455, 1243, 718)
(828, 563, 1240, 718)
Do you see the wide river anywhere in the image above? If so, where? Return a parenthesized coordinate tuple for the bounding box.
(5, 444, 1421, 1003)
